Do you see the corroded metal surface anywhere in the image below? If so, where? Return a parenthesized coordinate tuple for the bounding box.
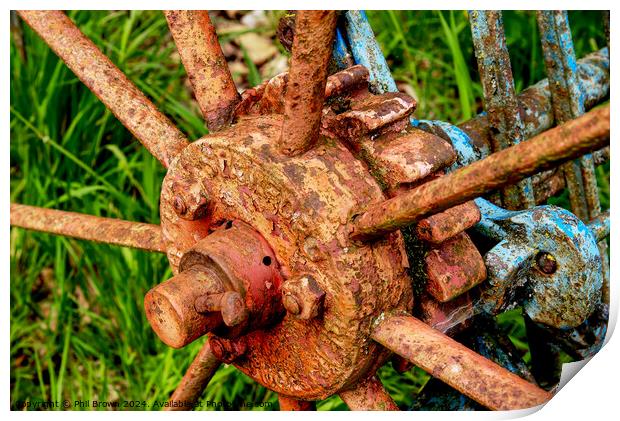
(372, 313, 552, 410)
(474, 199, 602, 329)
(341, 11, 398, 94)
(279, 10, 337, 155)
(339, 376, 399, 411)
(160, 114, 412, 399)
(166, 341, 221, 411)
(588, 209, 610, 241)
(10, 203, 165, 252)
(350, 105, 610, 241)
(165, 11, 240, 132)
(416, 292, 473, 336)
(469, 10, 535, 209)
(458, 48, 609, 158)
(18, 10, 188, 168)
(145, 220, 284, 348)
(425, 233, 487, 303)
(416, 201, 480, 245)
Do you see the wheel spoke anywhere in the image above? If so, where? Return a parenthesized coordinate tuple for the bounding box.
(372, 313, 551, 410)
(339, 376, 399, 411)
(17, 11, 189, 168)
(278, 10, 337, 156)
(166, 340, 221, 411)
(277, 395, 316, 411)
(350, 105, 610, 241)
(10, 203, 165, 253)
(165, 11, 240, 132)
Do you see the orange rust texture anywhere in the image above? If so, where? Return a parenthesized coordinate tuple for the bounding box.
(339, 376, 399, 411)
(18, 11, 188, 168)
(145, 220, 283, 348)
(358, 129, 455, 193)
(160, 115, 413, 399)
(351, 105, 610, 240)
(236, 65, 369, 117)
(417, 292, 473, 336)
(10, 203, 165, 252)
(278, 11, 337, 155)
(416, 201, 480, 245)
(166, 341, 221, 411)
(425, 233, 487, 302)
(165, 11, 240, 132)
(372, 314, 552, 410)
(278, 395, 316, 411)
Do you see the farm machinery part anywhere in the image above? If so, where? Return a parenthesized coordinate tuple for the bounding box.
(10, 10, 610, 411)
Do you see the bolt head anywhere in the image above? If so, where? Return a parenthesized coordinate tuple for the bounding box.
(172, 195, 187, 216)
(220, 291, 249, 327)
(282, 293, 301, 315)
(536, 252, 558, 275)
(281, 275, 325, 320)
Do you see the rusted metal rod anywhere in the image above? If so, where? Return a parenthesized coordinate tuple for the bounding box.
(458, 48, 609, 156)
(165, 11, 240, 132)
(166, 340, 221, 411)
(350, 105, 609, 241)
(18, 11, 188, 168)
(588, 210, 610, 242)
(372, 313, 552, 410)
(278, 10, 337, 156)
(339, 376, 399, 411)
(10, 203, 166, 253)
(278, 395, 316, 411)
(470, 10, 535, 209)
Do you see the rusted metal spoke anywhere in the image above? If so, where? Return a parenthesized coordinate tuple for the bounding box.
(470, 10, 535, 209)
(588, 210, 610, 242)
(339, 376, 399, 411)
(166, 340, 221, 411)
(459, 48, 609, 157)
(350, 105, 609, 241)
(277, 395, 316, 411)
(372, 314, 551, 410)
(278, 10, 337, 156)
(164, 11, 240, 132)
(18, 11, 188, 168)
(537, 10, 610, 301)
(10, 204, 165, 253)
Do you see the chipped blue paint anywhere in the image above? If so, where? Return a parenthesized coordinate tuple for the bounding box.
(472, 199, 603, 329)
(332, 27, 353, 70)
(341, 10, 398, 95)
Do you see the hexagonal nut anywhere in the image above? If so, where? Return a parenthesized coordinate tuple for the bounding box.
(282, 275, 325, 320)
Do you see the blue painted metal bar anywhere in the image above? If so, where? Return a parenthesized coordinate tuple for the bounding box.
(332, 27, 354, 70)
(588, 210, 610, 242)
(341, 11, 398, 94)
(469, 10, 535, 210)
(537, 10, 609, 299)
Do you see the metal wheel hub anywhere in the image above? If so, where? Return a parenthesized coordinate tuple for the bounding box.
(153, 113, 414, 399)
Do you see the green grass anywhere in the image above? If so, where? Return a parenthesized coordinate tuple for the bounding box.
(10, 10, 609, 410)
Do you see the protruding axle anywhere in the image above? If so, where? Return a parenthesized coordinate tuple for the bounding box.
(144, 220, 283, 348)
(372, 313, 552, 410)
(350, 105, 609, 241)
(278, 10, 337, 155)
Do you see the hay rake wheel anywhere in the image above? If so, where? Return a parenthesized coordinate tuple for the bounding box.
(10, 10, 610, 411)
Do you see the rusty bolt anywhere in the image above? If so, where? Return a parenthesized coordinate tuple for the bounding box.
(220, 291, 249, 327)
(282, 275, 325, 320)
(282, 294, 301, 315)
(536, 252, 558, 274)
(171, 180, 210, 220)
(195, 291, 249, 328)
(209, 336, 247, 364)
